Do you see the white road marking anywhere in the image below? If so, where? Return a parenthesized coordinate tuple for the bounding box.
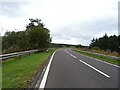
(35, 66, 47, 88)
(65, 49, 70, 54)
(43, 66, 46, 72)
(65, 49, 77, 59)
(94, 58, 120, 68)
(39, 51, 56, 88)
(79, 59, 110, 78)
(66, 49, 110, 78)
(70, 49, 120, 68)
(65, 49, 68, 53)
(70, 54, 76, 58)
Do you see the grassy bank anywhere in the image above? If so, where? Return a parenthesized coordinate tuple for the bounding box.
(74, 48, 120, 57)
(2, 49, 57, 88)
(72, 49, 120, 66)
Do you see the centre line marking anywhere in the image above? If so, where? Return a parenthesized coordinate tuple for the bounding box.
(65, 49, 76, 58)
(66, 49, 110, 78)
(65, 49, 70, 54)
(79, 59, 110, 78)
(70, 54, 76, 58)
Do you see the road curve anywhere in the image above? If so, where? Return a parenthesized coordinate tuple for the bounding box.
(40, 48, 119, 88)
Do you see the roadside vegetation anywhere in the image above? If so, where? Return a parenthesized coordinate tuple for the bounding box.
(2, 18, 51, 54)
(2, 49, 57, 88)
(75, 34, 120, 57)
(72, 49, 120, 66)
(73, 34, 120, 65)
(74, 47, 120, 57)
(89, 34, 120, 55)
(1, 18, 56, 88)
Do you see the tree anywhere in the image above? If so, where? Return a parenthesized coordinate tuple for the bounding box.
(27, 26, 51, 50)
(26, 18, 51, 50)
(26, 18, 45, 29)
(75, 44, 82, 48)
(90, 34, 120, 53)
(2, 18, 51, 53)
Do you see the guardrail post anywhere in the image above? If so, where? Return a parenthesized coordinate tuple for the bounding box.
(19, 55, 21, 59)
(47, 50, 48, 53)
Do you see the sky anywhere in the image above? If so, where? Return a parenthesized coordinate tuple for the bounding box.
(0, 0, 119, 46)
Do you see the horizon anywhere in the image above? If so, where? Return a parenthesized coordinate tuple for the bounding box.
(0, 0, 119, 45)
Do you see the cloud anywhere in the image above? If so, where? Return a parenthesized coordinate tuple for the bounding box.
(0, 0, 119, 45)
(0, 1, 30, 18)
(51, 17, 118, 45)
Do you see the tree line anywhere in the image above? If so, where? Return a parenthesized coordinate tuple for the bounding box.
(90, 34, 120, 53)
(2, 18, 51, 54)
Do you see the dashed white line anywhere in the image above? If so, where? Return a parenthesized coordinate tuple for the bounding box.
(79, 59, 110, 78)
(65, 49, 70, 54)
(65, 49, 76, 58)
(65, 49, 110, 78)
(70, 49, 120, 68)
(70, 54, 76, 58)
(39, 51, 56, 88)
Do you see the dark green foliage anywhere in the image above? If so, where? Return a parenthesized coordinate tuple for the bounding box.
(75, 44, 81, 48)
(2, 18, 51, 53)
(75, 44, 87, 48)
(50, 43, 75, 48)
(90, 34, 120, 53)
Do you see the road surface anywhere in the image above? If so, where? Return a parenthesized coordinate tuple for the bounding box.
(39, 48, 119, 88)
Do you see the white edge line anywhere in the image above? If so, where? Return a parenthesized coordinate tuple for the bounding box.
(70, 49, 120, 68)
(35, 66, 47, 88)
(39, 51, 56, 88)
(79, 59, 110, 78)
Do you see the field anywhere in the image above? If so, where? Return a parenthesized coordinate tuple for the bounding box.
(2, 49, 56, 88)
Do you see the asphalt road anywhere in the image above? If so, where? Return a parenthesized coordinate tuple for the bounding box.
(40, 48, 119, 88)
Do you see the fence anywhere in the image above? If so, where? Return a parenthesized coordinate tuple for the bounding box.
(0, 49, 39, 60)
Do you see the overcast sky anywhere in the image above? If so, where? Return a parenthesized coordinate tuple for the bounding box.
(0, 0, 119, 45)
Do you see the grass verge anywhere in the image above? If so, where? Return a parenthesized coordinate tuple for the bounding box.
(74, 48, 120, 57)
(2, 49, 57, 88)
(72, 49, 120, 66)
